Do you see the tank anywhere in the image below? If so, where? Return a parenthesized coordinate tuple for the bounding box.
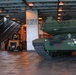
(32, 17, 76, 60)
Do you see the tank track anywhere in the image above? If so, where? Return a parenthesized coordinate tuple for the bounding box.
(33, 43, 52, 60)
(0, 17, 20, 43)
(33, 41, 76, 60)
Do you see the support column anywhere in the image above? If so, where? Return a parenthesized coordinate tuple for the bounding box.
(26, 10, 38, 51)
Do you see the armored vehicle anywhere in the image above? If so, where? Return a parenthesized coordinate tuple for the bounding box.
(33, 17, 76, 60)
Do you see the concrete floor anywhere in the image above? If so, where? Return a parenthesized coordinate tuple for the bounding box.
(0, 51, 76, 75)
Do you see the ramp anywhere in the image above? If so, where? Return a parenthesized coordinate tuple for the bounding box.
(0, 16, 20, 43)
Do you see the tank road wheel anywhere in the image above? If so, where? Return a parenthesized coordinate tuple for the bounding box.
(65, 52, 72, 56)
(49, 52, 60, 57)
(49, 51, 72, 57)
(34, 45, 52, 60)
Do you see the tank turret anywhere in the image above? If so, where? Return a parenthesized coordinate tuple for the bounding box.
(41, 17, 76, 34)
(33, 17, 76, 60)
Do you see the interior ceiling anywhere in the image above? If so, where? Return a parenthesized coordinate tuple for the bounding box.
(0, 0, 76, 24)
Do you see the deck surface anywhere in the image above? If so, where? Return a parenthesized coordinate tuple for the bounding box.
(0, 50, 76, 75)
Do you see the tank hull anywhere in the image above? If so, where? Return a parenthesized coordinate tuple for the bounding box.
(33, 17, 76, 60)
(33, 38, 76, 60)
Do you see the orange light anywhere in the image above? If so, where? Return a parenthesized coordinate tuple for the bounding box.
(58, 8, 62, 12)
(58, 13, 62, 16)
(0, 10, 2, 13)
(58, 17, 61, 19)
(38, 17, 42, 20)
(57, 20, 62, 22)
(29, 3, 34, 6)
(12, 18, 16, 20)
(57, 20, 60, 21)
(59, 2, 64, 5)
(6, 14, 9, 17)
(17, 21, 20, 23)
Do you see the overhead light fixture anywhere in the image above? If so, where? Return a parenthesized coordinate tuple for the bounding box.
(6, 14, 9, 17)
(12, 18, 16, 20)
(57, 20, 60, 21)
(57, 20, 62, 22)
(58, 17, 61, 19)
(0, 10, 2, 13)
(58, 13, 62, 16)
(24, 24, 27, 27)
(29, 3, 34, 6)
(17, 21, 20, 23)
(58, 8, 63, 12)
(38, 17, 42, 20)
(59, 2, 64, 5)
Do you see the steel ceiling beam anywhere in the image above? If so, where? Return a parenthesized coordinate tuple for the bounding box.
(26, 0, 58, 2)
(0, 1, 23, 4)
(22, 0, 29, 7)
(0, 4, 26, 7)
(60, 0, 76, 1)
(39, 10, 57, 12)
(5, 8, 24, 10)
(34, 3, 57, 6)
(4, 7, 59, 10)
(32, 7, 57, 10)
